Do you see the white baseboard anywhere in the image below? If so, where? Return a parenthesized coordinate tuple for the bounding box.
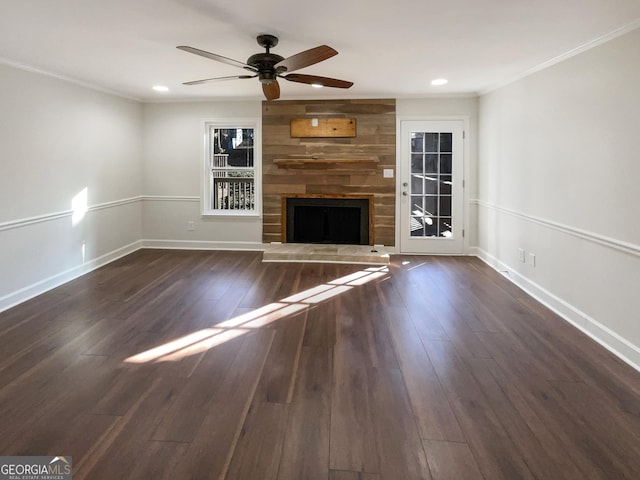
(141, 239, 265, 251)
(0, 240, 143, 314)
(474, 248, 640, 372)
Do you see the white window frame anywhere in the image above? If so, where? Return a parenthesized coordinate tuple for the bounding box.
(202, 118, 262, 217)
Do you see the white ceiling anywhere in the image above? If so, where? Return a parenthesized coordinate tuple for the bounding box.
(1, 0, 639, 102)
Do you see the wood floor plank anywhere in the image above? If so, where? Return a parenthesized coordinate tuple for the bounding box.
(277, 346, 332, 480)
(274, 261, 305, 299)
(199, 290, 248, 327)
(302, 301, 337, 348)
(464, 356, 587, 480)
(195, 251, 261, 302)
(101, 251, 201, 318)
(0, 353, 113, 451)
(368, 367, 433, 480)
(0, 296, 110, 374)
(136, 252, 232, 334)
(386, 266, 449, 342)
(374, 275, 405, 307)
(423, 440, 483, 480)
(330, 306, 380, 473)
(453, 261, 583, 383)
(225, 402, 288, 480)
(479, 336, 616, 480)
(550, 380, 640, 478)
(383, 305, 464, 442)
(91, 369, 157, 416)
(79, 376, 188, 480)
(237, 262, 288, 308)
(476, 329, 564, 386)
(11, 412, 120, 464)
(165, 329, 275, 480)
(504, 313, 583, 382)
(362, 283, 399, 369)
(330, 471, 381, 480)
(423, 339, 536, 480)
(0, 288, 69, 335)
(0, 322, 107, 388)
(515, 294, 640, 414)
(126, 440, 191, 480)
(408, 264, 492, 359)
(430, 257, 509, 334)
(151, 332, 246, 443)
(4, 385, 121, 462)
(251, 310, 307, 404)
(296, 262, 330, 292)
(2, 250, 640, 480)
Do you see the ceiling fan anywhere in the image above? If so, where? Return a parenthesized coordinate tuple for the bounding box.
(177, 34, 353, 101)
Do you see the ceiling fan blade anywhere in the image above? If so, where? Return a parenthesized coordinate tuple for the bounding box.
(177, 46, 257, 72)
(262, 81, 280, 101)
(275, 45, 337, 73)
(183, 75, 256, 86)
(282, 74, 353, 89)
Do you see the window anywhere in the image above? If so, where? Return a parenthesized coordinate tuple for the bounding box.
(203, 120, 261, 216)
(410, 131, 453, 237)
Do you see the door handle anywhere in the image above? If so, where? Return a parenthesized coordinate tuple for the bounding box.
(402, 191, 408, 196)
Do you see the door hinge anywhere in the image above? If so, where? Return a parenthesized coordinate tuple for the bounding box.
(463, 179, 466, 188)
(462, 229, 465, 238)
(463, 130, 466, 140)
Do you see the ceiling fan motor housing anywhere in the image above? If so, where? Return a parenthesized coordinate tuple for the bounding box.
(246, 52, 285, 84)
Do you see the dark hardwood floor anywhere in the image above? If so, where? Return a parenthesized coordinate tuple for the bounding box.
(1, 249, 639, 479)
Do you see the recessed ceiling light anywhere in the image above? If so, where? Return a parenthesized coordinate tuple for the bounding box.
(311, 83, 323, 88)
(431, 78, 448, 86)
(152, 85, 169, 92)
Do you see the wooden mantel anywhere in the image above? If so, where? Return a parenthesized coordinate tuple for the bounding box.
(273, 157, 379, 168)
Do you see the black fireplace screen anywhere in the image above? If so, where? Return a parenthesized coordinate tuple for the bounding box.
(286, 197, 369, 245)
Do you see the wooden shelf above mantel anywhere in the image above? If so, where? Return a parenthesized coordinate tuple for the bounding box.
(273, 158, 379, 168)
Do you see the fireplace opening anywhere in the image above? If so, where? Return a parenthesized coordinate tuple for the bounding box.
(286, 197, 370, 245)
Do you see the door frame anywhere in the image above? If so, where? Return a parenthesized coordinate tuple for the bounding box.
(395, 115, 470, 254)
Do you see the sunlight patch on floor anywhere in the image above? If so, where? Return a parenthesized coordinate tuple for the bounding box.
(124, 265, 389, 364)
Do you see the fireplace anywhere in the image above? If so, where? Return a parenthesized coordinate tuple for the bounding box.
(284, 195, 373, 245)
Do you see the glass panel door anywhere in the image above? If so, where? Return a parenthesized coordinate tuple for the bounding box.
(400, 120, 464, 254)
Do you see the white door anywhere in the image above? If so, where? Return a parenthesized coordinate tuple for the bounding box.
(399, 120, 464, 254)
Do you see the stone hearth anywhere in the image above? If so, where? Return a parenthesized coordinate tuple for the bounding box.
(262, 243, 390, 265)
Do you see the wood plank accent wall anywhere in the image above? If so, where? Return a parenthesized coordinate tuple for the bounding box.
(262, 99, 396, 246)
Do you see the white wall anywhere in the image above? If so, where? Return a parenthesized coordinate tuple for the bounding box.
(141, 101, 263, 249)
(396, 97, 480, 249)
(0, 63, 143, 311)
(477, 28, 640, 368)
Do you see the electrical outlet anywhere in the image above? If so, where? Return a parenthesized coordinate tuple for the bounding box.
(528, 252, 536, 267)
(187, 221, 195, 231)
(518, 248, 526, 263)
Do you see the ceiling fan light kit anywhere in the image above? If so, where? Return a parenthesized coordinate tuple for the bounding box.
(178, 34, 353, 101)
